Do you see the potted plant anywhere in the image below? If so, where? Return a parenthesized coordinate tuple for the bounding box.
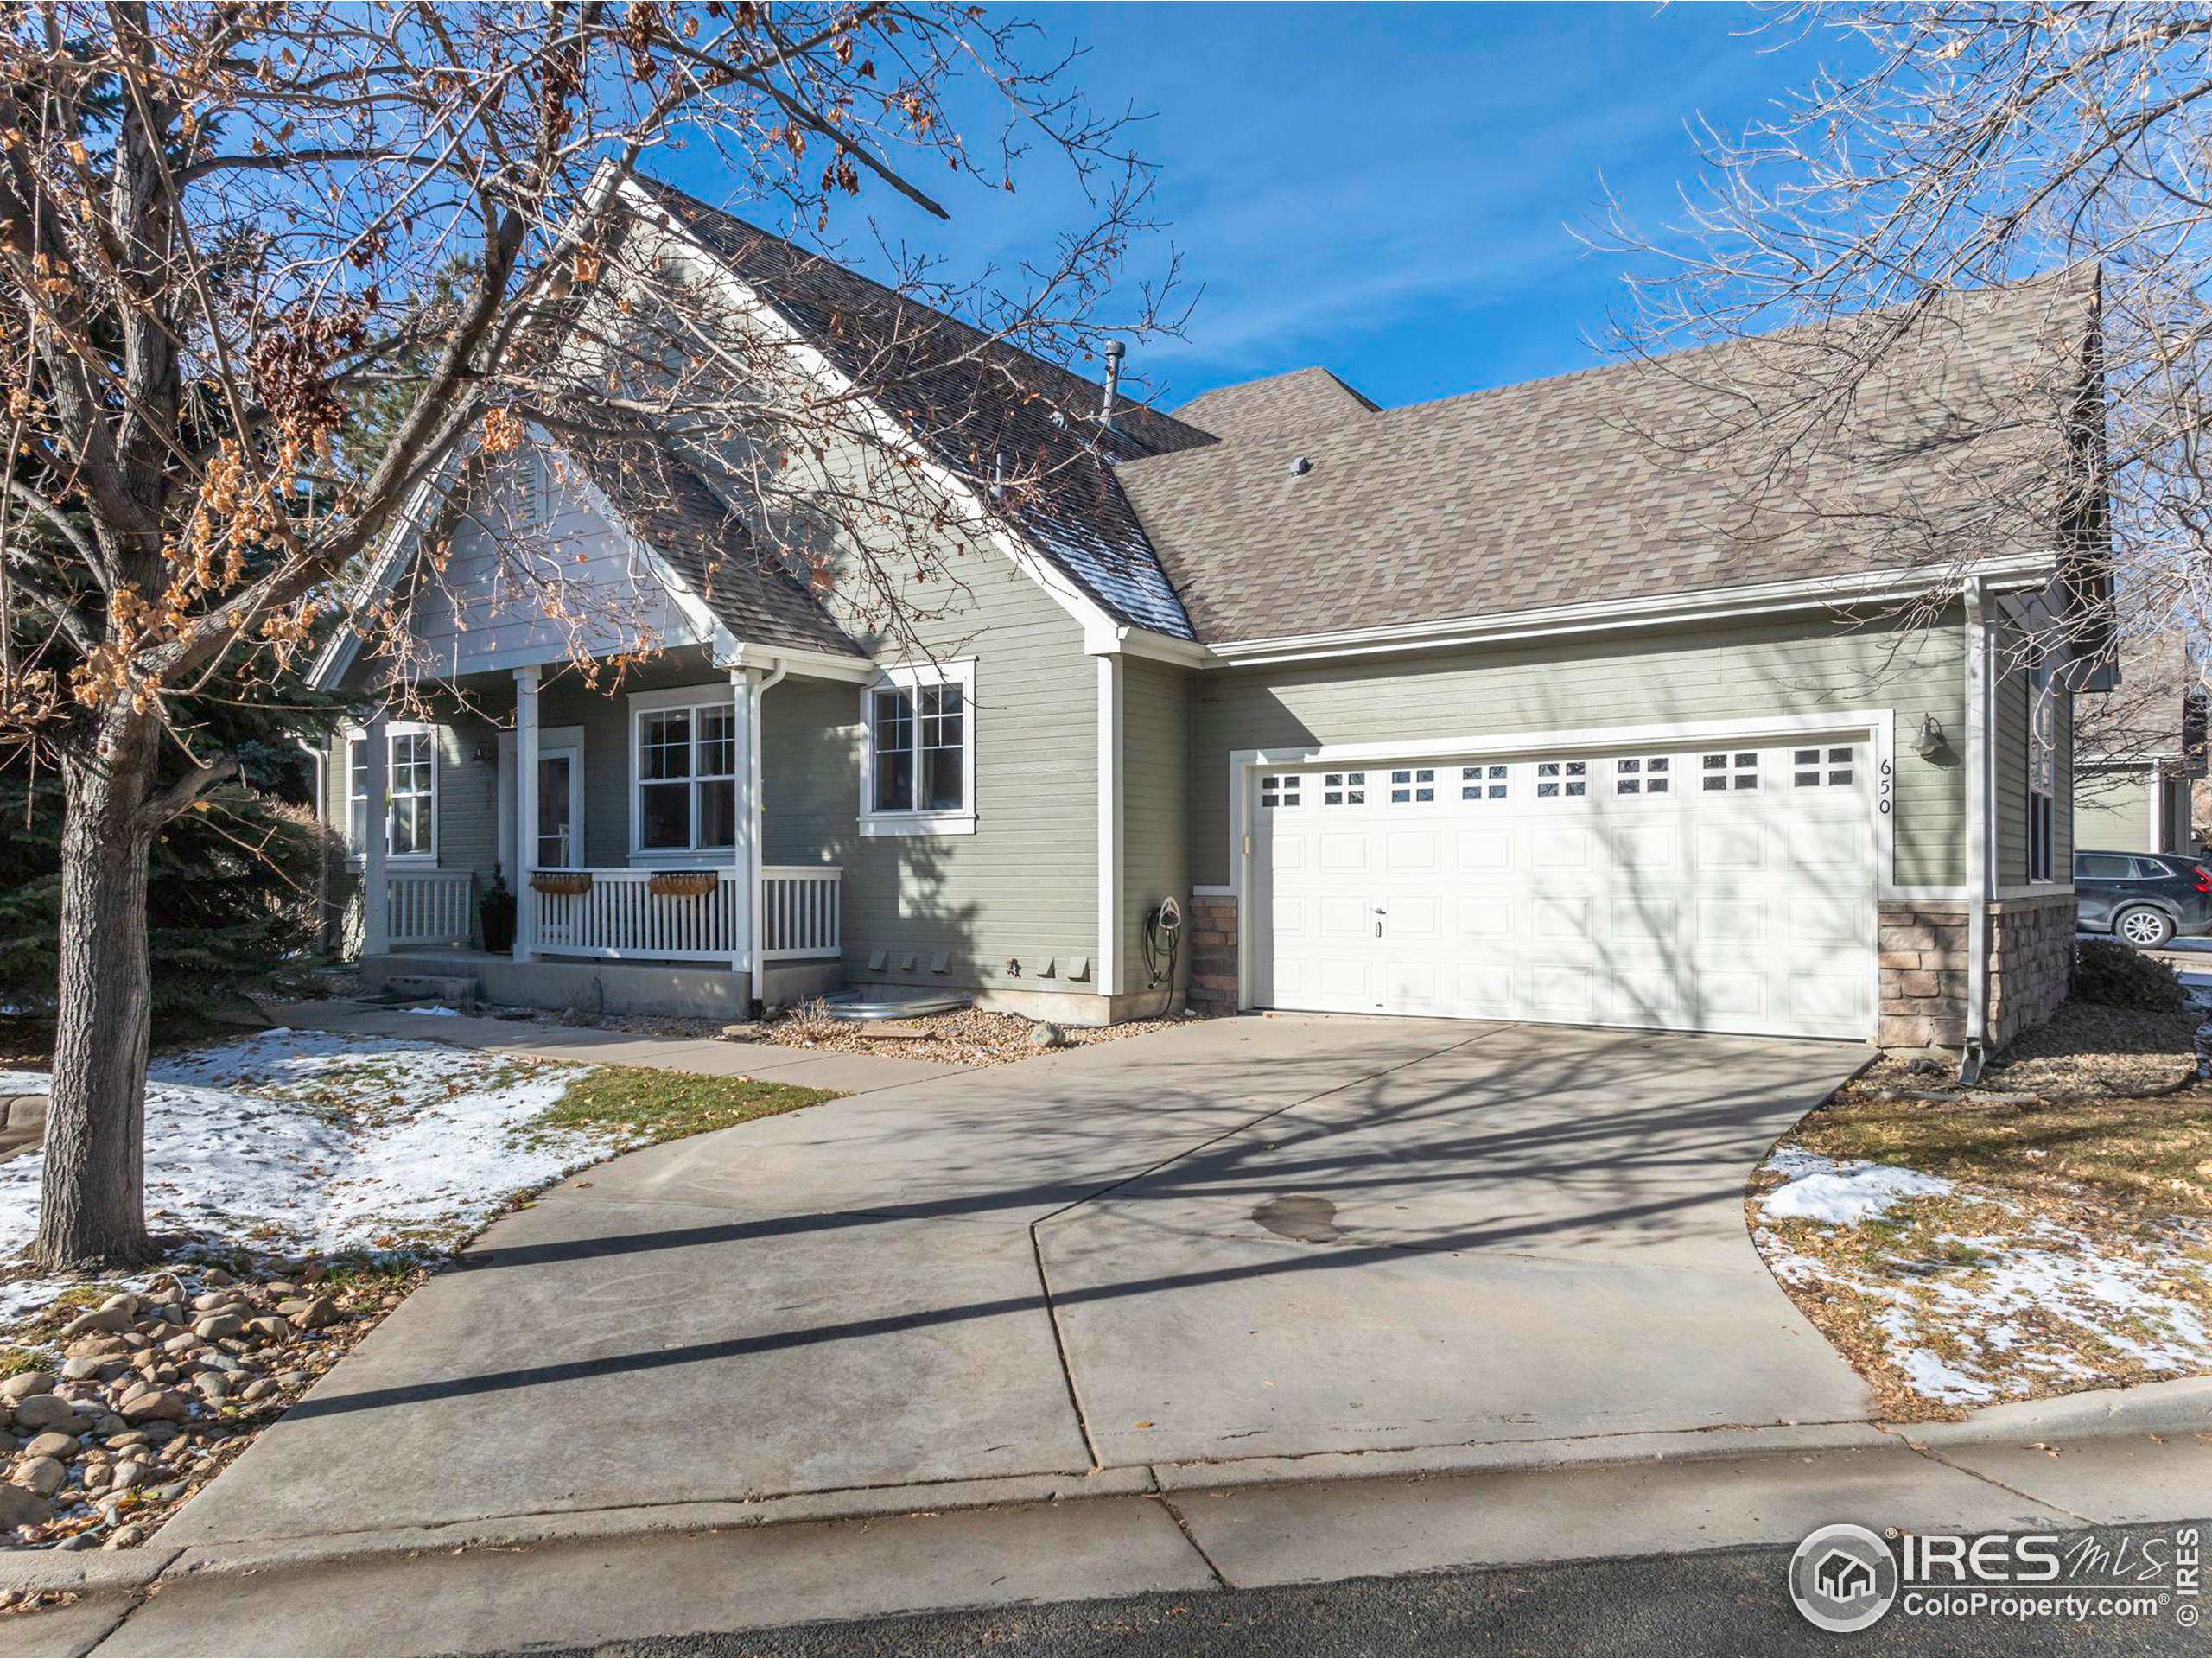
(480, 866, 518, 955)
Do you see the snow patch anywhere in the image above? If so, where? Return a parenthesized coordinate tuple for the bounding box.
(401, 1006, 463, 1018)
(0, 1028, 614, 1328)
(1759, 1149, 1952, 1225)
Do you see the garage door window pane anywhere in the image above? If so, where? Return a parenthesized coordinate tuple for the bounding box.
(1461, 762, 1509, 801)
(1703, 753, 1760, 791)
(1536, 760, 1586, 798)
(1389, 766, 1435, 804)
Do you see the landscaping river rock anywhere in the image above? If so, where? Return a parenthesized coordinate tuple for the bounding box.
(0, 1258, 404, 1554)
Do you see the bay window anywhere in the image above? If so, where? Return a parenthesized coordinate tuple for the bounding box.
(347, 726, 436, 861)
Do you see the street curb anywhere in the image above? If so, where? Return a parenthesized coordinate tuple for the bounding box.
(1882, 1374, 2212, 1447)
(1147, 1419, 1895, 1492)
(2, 1380, 2201, 1604)
(0, 1546, 177, 1599)
(149, 1465, 1160, 1579)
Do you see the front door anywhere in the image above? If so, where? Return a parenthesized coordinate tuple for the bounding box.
(537, 747, 582, 869)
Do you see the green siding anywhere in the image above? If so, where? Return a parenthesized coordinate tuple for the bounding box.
(765, 555, 1102, 995)
(1190, 613, 1970, 889)
(2073, 764, 2157, 855)
(1992, 619, 2030, 887)
(1119, 658, 1192, 1000)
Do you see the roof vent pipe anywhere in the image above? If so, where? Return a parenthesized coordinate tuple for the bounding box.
(1101, 340, 1125, 432)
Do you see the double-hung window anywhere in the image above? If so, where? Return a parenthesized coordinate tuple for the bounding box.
(861, 661, 976, 836)
(634, 698, 740, 855)
(347, 726, 436, 861)
(2028, 649, 2057, 883)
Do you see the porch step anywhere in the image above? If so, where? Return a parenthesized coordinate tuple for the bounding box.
(378, 974, 484, 1011)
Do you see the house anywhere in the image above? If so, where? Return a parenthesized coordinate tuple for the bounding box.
(2072, 630, 2206, 857)
(308, 173, 2113, 1057)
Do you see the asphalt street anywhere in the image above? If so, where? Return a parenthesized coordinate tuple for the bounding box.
(563, 1522, 2212, 1659)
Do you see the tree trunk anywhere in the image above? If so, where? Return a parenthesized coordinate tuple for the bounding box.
(34, 706, 161, 1270)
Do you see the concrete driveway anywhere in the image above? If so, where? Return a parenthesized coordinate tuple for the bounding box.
(162, 1016, 1872, 1549)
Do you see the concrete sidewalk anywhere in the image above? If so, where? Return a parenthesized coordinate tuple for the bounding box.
(12, 1411, 2212, 1656)
(258, 997, 972, 1094)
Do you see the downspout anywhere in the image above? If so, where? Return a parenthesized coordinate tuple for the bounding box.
(1961, 578, 1990, 1085)
(297, 739, 330, 957)
(747, 658, 787, 994)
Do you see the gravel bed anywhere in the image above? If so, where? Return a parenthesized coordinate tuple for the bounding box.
(0, 1257, 417, 1559)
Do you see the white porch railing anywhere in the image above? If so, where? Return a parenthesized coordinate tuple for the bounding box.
(524, 866, 842, 964)
(532, 868, 745, 962)
(387, 871, 474, 948)
(760, 866, 842, 960)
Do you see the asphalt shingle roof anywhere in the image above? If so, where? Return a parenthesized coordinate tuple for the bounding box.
(542, 414, 866, 659)
(1173, 367, 1378, 441)
(1119, 272, 2101, 645)
(628, 176, 1216, 640)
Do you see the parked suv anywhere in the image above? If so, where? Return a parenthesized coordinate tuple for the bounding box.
(2074, 849, 2212, 948)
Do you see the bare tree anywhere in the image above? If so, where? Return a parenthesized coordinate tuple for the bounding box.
(0, 1, 1181, 1270)
(1595, 3, 2211, 663)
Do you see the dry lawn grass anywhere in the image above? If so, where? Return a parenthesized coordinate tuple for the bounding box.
(1751, 1003, 2212, 1421)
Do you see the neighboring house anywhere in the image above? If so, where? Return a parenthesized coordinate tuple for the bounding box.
(2072, 632, 2207, 857)
(308, 174, 2113, 1056)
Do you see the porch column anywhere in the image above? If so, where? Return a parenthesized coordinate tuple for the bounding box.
(515, 665, 541, 962)
(362, 709, 389, 957)
(732, 666, 760, 977)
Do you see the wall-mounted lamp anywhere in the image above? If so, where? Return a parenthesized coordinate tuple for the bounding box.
(1910, 715, 1945, 759)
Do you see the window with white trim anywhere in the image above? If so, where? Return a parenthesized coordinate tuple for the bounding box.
(1700, 752, 1760, 791)
(1791, 746, 1857, 788)
(2028, 651, 2056, 881)
(1535, 760, 1586, 798)
(872, 683, 964, 813)
(1321, 771, 1367, 806)
(1460, 762, 1510, 801)
(1389, 766, 1436, 804)
(348, 726, 436, 860)
(634, 701, 738, 852)
(860, 660, 976, 836)
(1260, 773, 1301, 809)
(1614, 756, 1670, 796)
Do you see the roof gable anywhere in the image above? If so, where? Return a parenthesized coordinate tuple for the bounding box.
(1173, 367, 1378, 441)
(545, 416, 864, 660)
(624, 175, 1215, 642)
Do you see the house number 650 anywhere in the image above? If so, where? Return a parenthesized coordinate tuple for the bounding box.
(1878, 756, 1894, 815)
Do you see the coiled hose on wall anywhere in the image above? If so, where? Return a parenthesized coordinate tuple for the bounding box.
(1141, 895, 1184, 995)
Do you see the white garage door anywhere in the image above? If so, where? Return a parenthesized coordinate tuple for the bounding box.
(1252, 740, 1875, 1040)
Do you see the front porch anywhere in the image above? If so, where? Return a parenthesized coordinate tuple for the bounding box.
(369, 865, 844, 1014)
(346, 645, 868, 1018)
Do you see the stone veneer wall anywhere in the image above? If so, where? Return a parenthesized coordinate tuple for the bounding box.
(1878, 892, 2075, 1051)
(1188, 893, 1239, 1016)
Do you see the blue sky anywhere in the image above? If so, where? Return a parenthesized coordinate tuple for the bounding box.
(660, 4, 1838, 413)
